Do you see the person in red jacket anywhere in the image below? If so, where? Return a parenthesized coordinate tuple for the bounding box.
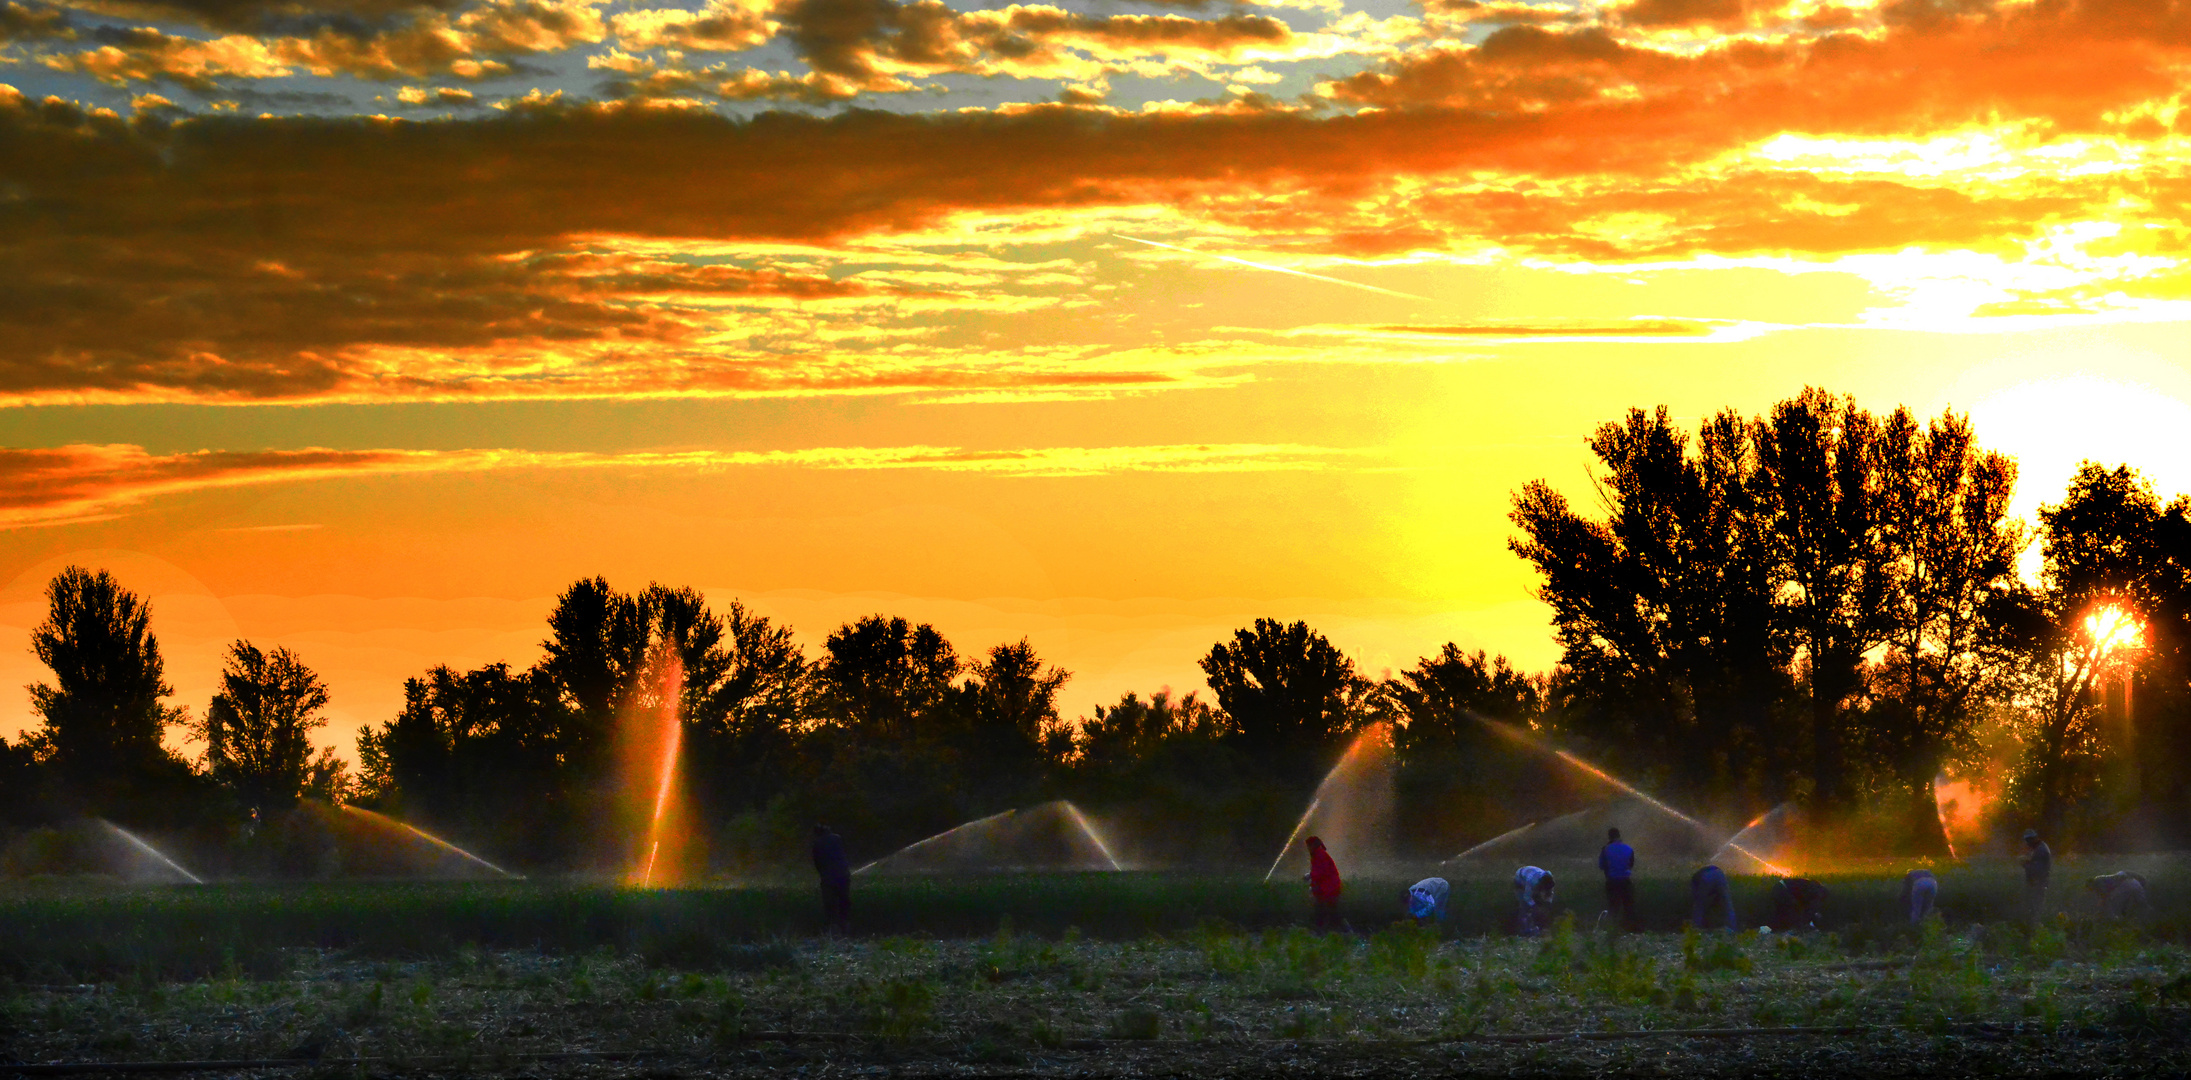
(1304, 836, 1344, 931)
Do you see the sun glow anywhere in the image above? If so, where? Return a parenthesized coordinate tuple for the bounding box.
(2085, 603, 2145, 658)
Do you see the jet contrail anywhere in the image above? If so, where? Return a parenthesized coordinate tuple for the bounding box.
(1114, 234, 1431, 301)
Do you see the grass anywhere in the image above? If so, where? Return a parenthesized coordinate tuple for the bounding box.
(5, 862, 2191, 1073)
(3, 857, 2184, 980)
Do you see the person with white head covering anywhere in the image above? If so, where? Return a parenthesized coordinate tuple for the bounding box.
(1407, 877, 1450, 924)
(1513, 865, 1556, 935)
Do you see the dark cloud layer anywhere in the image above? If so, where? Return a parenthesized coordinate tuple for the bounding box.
(5, 0, 2191, 402)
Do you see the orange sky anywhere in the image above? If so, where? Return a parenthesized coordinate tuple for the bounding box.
(6, 0, 2191, 758)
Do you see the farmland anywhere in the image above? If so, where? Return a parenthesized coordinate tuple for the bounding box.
(5, 863, 2191, 1076)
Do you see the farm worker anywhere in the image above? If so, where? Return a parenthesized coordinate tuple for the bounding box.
(2021, 829, 2053, 922)
(811, 823, 852, 934)
(1304, 836, 1344, 931)
(1901, 867, 1938, 924)
(1599, 827, 1637, 931)
(1770, 876, 1828, 931)
(2088, 872, 2148, 918)
(1407, 877, 1450, 924)
(1513, 865, 1556, 936)
(1689, 864, 1736, 932)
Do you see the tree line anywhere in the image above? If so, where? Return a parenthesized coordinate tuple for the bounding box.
(3, 387, 2187, 871)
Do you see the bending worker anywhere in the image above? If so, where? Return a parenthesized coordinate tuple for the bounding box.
(1407, 876, 1450, 924)
(1690, 864, 1736, 932)
(1513, 865, 1556, 936)
(2088, 871, 2148, 918)
(1599, 827, 1637, 930)
(1901, 867, 1938, 924)
(1770, 876, 1828, 932)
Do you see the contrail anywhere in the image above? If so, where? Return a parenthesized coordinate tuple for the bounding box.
(1114, 234, 1431, 301)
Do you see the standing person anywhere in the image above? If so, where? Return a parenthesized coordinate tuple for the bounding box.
(1304, 836, 1344, 932)
(1689, 864, 1736, 932)
(1407, 876, 1450, 925)
(2088, 871, 2148, 918)
(811, 823, 852, 934)
(1770, 876, 1829, 931)
(2020, 829, 2053, 922)
(1513, 865, 1556, 936)
(1901, 867, 1938, 924)
(1599, 827, 1637, 930)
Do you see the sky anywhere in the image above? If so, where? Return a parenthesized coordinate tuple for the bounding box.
(6, 0, 2191, 758)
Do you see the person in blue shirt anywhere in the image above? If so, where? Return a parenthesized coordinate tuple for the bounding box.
(1599, 827, 1637, 930)
(1691, 864, 1736, 932)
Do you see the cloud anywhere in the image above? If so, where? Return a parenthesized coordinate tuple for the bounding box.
(1348, 319, 1715, 336)
(41, 0, 604, 84)
(12, 3, 2191, 403)
(608, 0, 774, 51)
(396, 82, 474, 104)
(67, 0, 463, 33)
(0, 1, 72, 41)
(0, 441, 1370, 526)
(755, 0, 1357, 96)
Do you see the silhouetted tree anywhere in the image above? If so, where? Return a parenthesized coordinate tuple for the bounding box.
(1200, 619, 1372, 790)
(25, 567, 187, 811)
(1388, 646, 1564, 855)
(194, 642, 335, 817)
(677, 594, 813, 824)
(2000, 464, 2191, 839)
(1510, 407, 1788, 808)
(356, 662, 566, 865)
(1858, 408, 2024, 852)
(955, 638, 1071, 806)
(540, 576, 648, 772)
(1073, 690, 1233, 783)
(1753, 388, 1897, 812)
(1066, 689, 1259, 863)
(0, 735, 40, 826)
(815, 615, 959, 739)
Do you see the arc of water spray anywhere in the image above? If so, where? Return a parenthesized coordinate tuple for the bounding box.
(100, 820, 203, 884)
(1262, 796, 1322, 883)
(1710, 804, 1788, 869)
(1445, 821, 1536, 863)
(1549, 750, 1791, 875)
(341, 805, 519, 878)
(1469, 713, 1791, 875)
(1060, 801, 1123, 871)
(639, 710, 684, 888)
(853, 807, 1019, 875)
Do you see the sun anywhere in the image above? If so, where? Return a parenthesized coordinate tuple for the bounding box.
(2083, 603, 2145, 658)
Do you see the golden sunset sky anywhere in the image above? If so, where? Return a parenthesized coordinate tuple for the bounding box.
(5, 0, 2191, 757)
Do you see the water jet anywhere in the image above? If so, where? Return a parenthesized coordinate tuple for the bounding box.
(339, 805, 519, 878)
(97, 820, 203, 883)
(855, 801, 1127, 874)
(1470, 714, 1791, 874)
(1264, 721, 1395, 882)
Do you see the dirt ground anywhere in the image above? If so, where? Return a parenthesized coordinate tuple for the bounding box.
(9, 924, 2191, 1076)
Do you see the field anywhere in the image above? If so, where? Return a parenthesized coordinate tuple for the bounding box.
(7, 860, 2191, 1076)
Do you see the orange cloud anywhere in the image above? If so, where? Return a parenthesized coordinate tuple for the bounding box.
(0, 1, 72, 40)
(0, 442, 1370, 526)
(12, 2, 2191, 403)
(41, 0, 603, 84)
